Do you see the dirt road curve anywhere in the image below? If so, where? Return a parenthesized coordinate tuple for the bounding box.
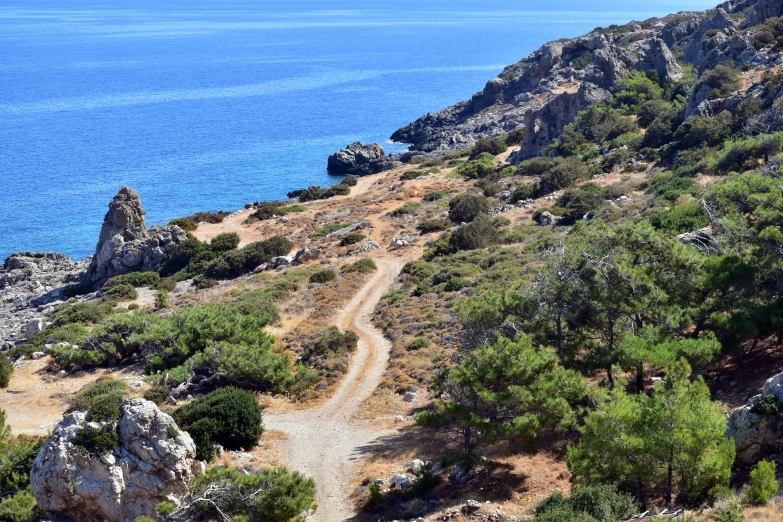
(264, 258, 403, 522)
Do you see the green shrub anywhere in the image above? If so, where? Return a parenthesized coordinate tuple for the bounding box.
(25, 323, 89, 353)
(714, 509, 746, 522)
(193, 276, 217, 290)
(533, 485, 637, 522)
(186, 466, 316, 522)
(367, 482, 386, 506)
(280, 204, 307, 214)
(231, 291, 280, 324)
(301, 327, 359, 362)
(423, 189, 452, 202)
(469, 136, 507, 159)
(155, 277, 176, 291)
(0, 437, 44, 495)
(103, 283, 137, 301)
(449, 216, 501, 251)
(324, 184, 350, 198)
(343, 259, 377, 273)
(210, 232, 241, 253)
(105, 272, 160, 290)
(406, 337, 431, 351)
(401, 170, 425, 181)
(184, 341, 294, 393)
(750, 395, 783, 415)
(340, 232, 366, 246)
(455, 153, 497, 179)
(505, 127, 526, 145)
(649, 201, 709, 233)
(73, 425, 119, 455)
(701, 63, 741, 99)
(156, 290, 169, 309)
(173, 387, 263, 461)
(250, 201, 285, 221)
(571, 52, 593, 70)
(537, 157, 589, 195)
(192, 212, 226, 224)
(556, 183, 605, 223)
(309, 269, 337, 284)
(340, 175, 358, 186)
(0, 358, 13, 389)
(143, 385, 170, 405)
(0, 489, 36, 522)
(313, 223, 352, 237)
(675, 112, 732, 149)
(448, 194, 491, 223)
(67, 379, 128, 414)
(748, 460, 778, 505)
(168, 217, 197, 231)
(417, 218, 451, 233)
(156, 501, 177, 516)
(389, 203, 422, 217)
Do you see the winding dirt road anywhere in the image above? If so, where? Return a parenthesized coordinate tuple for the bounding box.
(265, 258, 403, 521)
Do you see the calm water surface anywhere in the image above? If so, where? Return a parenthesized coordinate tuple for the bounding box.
(0, 0, 716, 259)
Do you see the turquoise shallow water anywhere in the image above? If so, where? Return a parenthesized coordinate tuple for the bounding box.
(0, 0, 715, 260)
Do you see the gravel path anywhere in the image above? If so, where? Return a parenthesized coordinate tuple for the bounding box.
(265, 258, 403, 521)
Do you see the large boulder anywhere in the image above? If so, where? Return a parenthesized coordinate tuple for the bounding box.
(31, 398, 196, 522)
(327, 142, 401, 176)
(727, 371, 783, 465)
(83, 187, 187, 289)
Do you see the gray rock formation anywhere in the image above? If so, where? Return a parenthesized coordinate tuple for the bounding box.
(389, 1, 782, 160)
(83, 187, 187, 289)
(326, 142, 401, 176)
(0, 252, 89, 346)
(727, 370, 783, 465)
(31, 398, 196, 522)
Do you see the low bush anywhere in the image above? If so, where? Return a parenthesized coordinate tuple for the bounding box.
(103, 283, 137, 301)
(533, 485, 637, 522)
(423, 189, 452, 202)
(340, 232, 366, 246)
(0, 489, 37, 522)
(180, 466, 316, 522)
(0, 358, 12, 389)
(406, 337, 431, 351)
(210, 232, 241, 253)
(401, 170, 425, 181)
(313, 223, 352, 237)
(173, 387, 263, 461)
(155, 277, 176, 292)
(301, 327, 359, 362)
(417, 218, 451, 233)
(389, 203, 422, 217)
(449, 216, 501, 252)
(448, 194, 491, 223)
(73, 425, 119, 455)
(748, 460, 778, 505)
(193, 276, 217, 290)
(104, 271, 160, 290)
(168, 217, 197, 231)
(55, 299, 117, 326)
(649, 201, 709, 234)
(469, 136, 507, 159)
(340, 175, 358, 186)
(455, 153, 497, 179)
(67, 379, 128, 415)
(143, 385, 170, 405)
(156, 290, 169, 309)
(309, 269, 337, 284)
(343, 259, 377, 273)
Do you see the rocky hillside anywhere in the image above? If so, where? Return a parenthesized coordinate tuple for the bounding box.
(390, 0, 783, 159)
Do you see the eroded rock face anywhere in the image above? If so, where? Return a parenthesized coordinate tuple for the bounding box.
(0, 252, 89, 345)
(83, 187, 187, 289)
(31, 398, 196, 522)
(326, 142, 401, 176)
(727, 371, 783, 465)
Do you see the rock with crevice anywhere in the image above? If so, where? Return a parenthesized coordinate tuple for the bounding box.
(31, 398, 196, 522)
(82, 187, 187, 289)
(727, 370, 783, 465)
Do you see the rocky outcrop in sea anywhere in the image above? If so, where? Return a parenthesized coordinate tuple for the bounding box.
(327, 142, 402, 176)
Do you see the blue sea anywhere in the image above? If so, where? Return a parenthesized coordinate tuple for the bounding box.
(0, 0, 716, 260)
